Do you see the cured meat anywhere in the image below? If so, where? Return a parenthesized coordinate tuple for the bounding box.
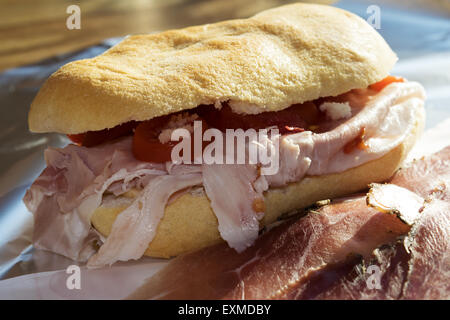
(390, 146, 450, 201)
(87, 173, 203, 268)
(284, 147, 450, 300)
(366, 183, 423, 225)
(202, 164, 267, 252)
(23, 138, 166, 261)
(127, 147, 449, 300)
(266, 82, 425, 186)
(127, 195, 418, 299)
(285, 198, 449, 300)
(23, 82, 425, 266)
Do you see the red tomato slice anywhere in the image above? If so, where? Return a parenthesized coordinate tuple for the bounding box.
(133, 129, 176, 163)
(369, 76, 404, 92)
(132, 116, 174, 163)
(67, 121, 138, 147)
(67, 133, 85, 145)
(66, 93, 338, 164)
(132, 116, 209, 163)
(343, 127, 368, 154)
(196, 101, 318, 134)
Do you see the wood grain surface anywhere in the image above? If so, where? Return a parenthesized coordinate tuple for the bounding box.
(0, 0, 448, 72)
(0, 0, 337, 72)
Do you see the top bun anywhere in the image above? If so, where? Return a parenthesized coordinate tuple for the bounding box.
(29, 3, 397, 134)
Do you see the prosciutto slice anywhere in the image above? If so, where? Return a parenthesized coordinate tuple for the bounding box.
(286, 198, 449, 300)
(285, 147, 450, 300)
(127, 194, 418, 299)
(127, 147, 449, 300)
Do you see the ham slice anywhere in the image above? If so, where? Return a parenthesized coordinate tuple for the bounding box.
(127, 147, 449, 300)
(23, 138, 165, 261)
(269, 82, 425, 186)
(23, 82, 425, 266)
(87, 173, 203, 268)
(202, 164, 267, 252)
(390, 146, 450, 201)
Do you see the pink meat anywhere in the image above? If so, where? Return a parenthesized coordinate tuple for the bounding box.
(22, 82, 426, 266)
(285, 198, 449, 300)
(127, 147, 449, 300)
(287, 148, 450, 300)
(202, 164, 267, 253)
(127, 196, 416, 299)
(23, 138, 166, 261)
(87, 173, 203, 268)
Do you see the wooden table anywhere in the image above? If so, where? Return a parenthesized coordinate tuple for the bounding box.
(1, 0, 448, 73)
(0, 0, 338, 72)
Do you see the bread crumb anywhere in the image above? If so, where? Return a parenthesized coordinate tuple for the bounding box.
(319, 101, 352, 120)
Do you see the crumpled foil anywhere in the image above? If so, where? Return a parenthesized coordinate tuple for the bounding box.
(0, 1, 449, 299)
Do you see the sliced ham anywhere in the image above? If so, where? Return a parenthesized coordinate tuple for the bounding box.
(87, 173, 203, 268)
(202, 164, 267, 252)
(23, 138, 166, 261)
(270, 82, 425, 186)
(23, 82, 425, 266)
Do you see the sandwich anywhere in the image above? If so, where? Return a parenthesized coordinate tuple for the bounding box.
(23, 3, 426, 268)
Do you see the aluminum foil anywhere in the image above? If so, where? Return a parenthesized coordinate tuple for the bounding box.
(0, 1, 449, 299)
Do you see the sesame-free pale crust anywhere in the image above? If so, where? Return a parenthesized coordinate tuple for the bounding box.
(91, 106, 424, 258)
(29, 3, 397, 134)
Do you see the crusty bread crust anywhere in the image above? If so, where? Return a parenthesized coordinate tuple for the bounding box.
(91, 106, 424, 258)
(29, 3, 396, 134)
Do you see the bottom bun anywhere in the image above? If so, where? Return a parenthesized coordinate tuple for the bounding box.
(91, 110, 424, 258)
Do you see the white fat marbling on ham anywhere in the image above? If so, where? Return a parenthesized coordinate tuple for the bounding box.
(367, 183, 424, 225)
(23, 82, 425, 266)
(265, 132, 313, 187)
